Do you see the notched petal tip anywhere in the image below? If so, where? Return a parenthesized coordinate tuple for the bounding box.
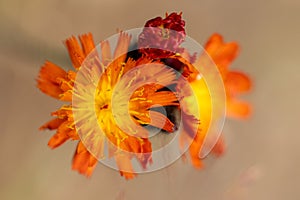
(205, 33, 240, 72)
(79, 33, 96, 56)
(37, 61, 67, 99)
(64, 36, 84, 69)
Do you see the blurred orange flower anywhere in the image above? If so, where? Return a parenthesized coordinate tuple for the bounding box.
(138, 13, 251, 168)
(179, 33, 252, 168)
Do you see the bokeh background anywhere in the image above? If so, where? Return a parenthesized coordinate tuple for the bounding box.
(1, 0, 300, 199)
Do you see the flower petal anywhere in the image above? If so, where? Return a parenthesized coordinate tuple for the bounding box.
(109, 32, 132, 85)
(146, 91, 179, 107)
(79, 33, 95, 56)
(227, 99, 251, 119)
(39, 118, 65, 130)
(114, 153, 137, 180)
(189, 134, 204, 169)
(37, 61, 66, 99)
(205, 33, 239, 77)
(113, 32, 132, 63)
(65, 36, 85, 69)
(133, 110, 176, 133)
(72, 141, 98, 177)
(48, 120, 75, 148)
(211, 136, 225, 156)
(225, 71, 252, 94)
(48, 131, 70, 149)
(100, 40, 112, 65)
(59, 90, 73, 102)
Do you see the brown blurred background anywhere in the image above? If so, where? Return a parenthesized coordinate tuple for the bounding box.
(1, 0, 300, 199)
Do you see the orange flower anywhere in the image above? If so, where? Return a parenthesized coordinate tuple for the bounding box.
(37, 33, 178, 179)
(179, 33, 252, 168)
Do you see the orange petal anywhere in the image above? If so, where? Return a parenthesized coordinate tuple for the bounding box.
(211, 135, 226, 156)
(65, 36, 85, 69)
(37, 61, 66, 99)
(204, 33, 239, 76)
(151, 111, 175, 132)
(47, 120, 75, 148)
(120, 171, 136, 180)
(146, 91, 179, 107)
(51, 105, 73, 119)
(66, 129, 79, 140)
(39, 118, 65, 130)
(107, 32, 132, 86)
(204, 33, 223, 54)
(225, 71, 252, 94)
(100, 40, 112, 65)
(67, 70, 77, 81)
(119, 137, 138, 153)
(139, 139, 152, 168)
(121, 137, 152, 169)
(56, 76, 73, 92)
(48, 131, 70, 149)
(59, 90, 72, 102)
(145, 111, 176, 133)
(114, 153, 137, 180)
(189, 134, 204, 169)
(109, 130, 152, 168)
(72, 141, 98, 177)
(122, 57, 137, 74)
(113, 32, 132, 63)
(79, 33, 95, 56)
(227, 99, 251, 119)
